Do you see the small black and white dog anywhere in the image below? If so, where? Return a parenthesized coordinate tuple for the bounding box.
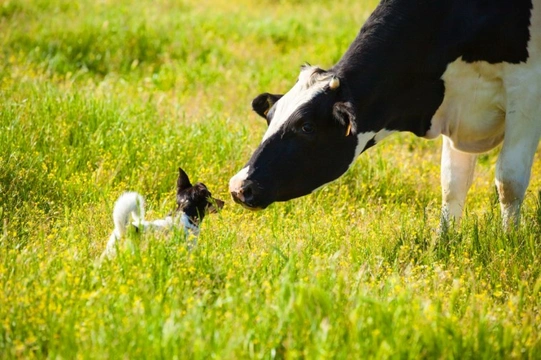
(103, 167, 224, 257)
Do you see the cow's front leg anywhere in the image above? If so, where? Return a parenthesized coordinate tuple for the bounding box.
(496, 83, 541, 229)
(495, 128, 541, 230)
(440, 136, 477, 228)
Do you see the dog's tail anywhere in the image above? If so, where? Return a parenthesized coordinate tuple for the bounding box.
(104, 192, 145, 257)
(112, 192, 145, 237)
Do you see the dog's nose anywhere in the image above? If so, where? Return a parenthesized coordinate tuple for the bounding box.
(215, 198, 225, 210)
(230, 180, 256, 205)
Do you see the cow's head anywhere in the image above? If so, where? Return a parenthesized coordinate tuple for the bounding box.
(229, 65, 382, 210)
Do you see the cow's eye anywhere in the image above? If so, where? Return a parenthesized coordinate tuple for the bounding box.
(301, 122, 315, 134)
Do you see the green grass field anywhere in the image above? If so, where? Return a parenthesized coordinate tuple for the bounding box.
(1, 0, 541, 358)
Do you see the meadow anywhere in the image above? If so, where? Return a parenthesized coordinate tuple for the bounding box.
(1, 0, 541, 358)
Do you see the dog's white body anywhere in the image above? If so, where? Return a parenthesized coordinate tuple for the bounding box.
(104, 192, 199, 258)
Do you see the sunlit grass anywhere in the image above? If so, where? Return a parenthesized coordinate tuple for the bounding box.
(1, 0, 541, 358)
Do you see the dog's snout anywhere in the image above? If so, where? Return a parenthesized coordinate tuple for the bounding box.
(214, 198, 225, 210)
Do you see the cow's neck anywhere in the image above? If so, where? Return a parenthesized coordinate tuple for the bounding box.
(332, 1, 453, 137)
(332, 0, 532, 137)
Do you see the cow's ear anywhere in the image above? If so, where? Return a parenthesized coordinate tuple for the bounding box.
(252, 93, 283, 121)
(333, 101, 357, 136)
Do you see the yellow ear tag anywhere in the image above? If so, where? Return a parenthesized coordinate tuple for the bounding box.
(263, 97, 273, 117)
(346, 122, 352, 136)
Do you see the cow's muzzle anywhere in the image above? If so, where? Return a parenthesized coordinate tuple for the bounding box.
(230, 179, 262, 210)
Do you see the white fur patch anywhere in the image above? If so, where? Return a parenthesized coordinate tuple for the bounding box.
(354, 132, 376, 158)
(353, 129, 395, 158)
(229, 166, 250, 193)
(429, 58, 506, 153)
(104, 192, 201, 259)
(180, 213, 200, 236)
(262, 66, 332, 142)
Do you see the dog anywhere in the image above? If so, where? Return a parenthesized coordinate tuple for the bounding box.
(103, 167, 224, 258)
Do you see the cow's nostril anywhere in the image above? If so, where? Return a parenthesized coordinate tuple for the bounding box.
(231, 190, 245, 204)
(230, 180, 257, 206)
(242, 185, 254, 203)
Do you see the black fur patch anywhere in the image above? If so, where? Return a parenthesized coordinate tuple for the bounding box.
(177, 183, 214, 223)
(362, 137, 377, 154)
(455, 0, 532, 64)
(176, 167, 224, 224)
(333, 0, 532, 135)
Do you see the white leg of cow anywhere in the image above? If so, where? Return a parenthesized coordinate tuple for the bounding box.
(495, 119, 541, 229)
(495, 142, 539, 230)
(496, 65, 541, 229)
(440, 136, 477, 228)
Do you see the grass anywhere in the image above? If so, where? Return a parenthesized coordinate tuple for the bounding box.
(1, 0, 541, 358)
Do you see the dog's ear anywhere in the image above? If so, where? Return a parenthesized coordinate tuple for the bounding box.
(177, 167, 192, 192)
(252, 93, 283, 124)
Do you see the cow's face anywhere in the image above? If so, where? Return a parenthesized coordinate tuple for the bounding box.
(230, 66, 377, 210)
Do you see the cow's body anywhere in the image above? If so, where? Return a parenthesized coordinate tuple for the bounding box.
(230, 0, 541, 228)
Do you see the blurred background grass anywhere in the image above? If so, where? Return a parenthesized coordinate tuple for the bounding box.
(1, 0, 540, 358)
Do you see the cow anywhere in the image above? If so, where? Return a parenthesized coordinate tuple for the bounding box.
(230, 0, 541, 229)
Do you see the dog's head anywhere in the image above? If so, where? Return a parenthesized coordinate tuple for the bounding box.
(176, 167, 224, 226)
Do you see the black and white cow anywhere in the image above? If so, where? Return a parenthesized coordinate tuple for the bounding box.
(230, 0, 541, 228)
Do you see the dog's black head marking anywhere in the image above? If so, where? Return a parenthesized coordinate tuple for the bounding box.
(176, 167, 224, 225)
